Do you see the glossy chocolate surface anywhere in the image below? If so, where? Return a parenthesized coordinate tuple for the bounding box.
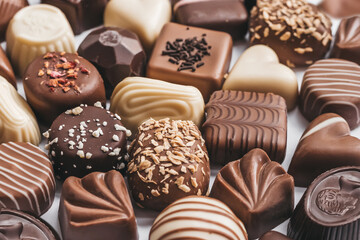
(331, 17, 360, 65)
(260, 231, 292, 240)
(289, 113, 360, 187)
(210, 148, 294, 239)
(288, 167, 360, 240)
(0, 209, 58, 240)
(0, 0, 28, 41)
(203, 90, 287, 165)
(0, 46, 16, 88)
(174, 0, 248, 39)
(23, 52, 106, 125)
(59, 170, 138, 240)
(41, 0, 109, 35)
(319, 0, 360, 18)
(147, 22, 232, 101)
(299, 59, 360, 129)
(46, 104, 129, 181)
(78, 27, 146, 97)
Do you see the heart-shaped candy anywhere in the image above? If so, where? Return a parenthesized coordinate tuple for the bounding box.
(288, 113, 360, 187)
(104, 0, 171, 52)
(222, 44, 298, 110)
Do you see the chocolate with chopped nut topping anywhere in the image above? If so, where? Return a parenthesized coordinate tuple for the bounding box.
(127, 118, 210, 211)
(23, 52, 106, 125)
(249, 0, 332, 67)
(45, 103, 130, 181)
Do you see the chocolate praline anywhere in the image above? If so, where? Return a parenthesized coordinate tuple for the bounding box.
(0, 46, 16, 88)
(0, 0, 28, 42)
(23, 52, 106, 125)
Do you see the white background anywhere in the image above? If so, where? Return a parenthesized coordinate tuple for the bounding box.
(3, 0, 357, 239)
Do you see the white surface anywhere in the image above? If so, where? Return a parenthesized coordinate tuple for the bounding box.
(4, 0, 359, 239)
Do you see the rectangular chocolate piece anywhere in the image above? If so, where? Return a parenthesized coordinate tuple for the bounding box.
(202, 90, 287, 164)
(173, 0, 248, 39)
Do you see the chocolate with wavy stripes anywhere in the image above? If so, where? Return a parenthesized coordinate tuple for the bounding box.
(210, 148, 294, 239)
(203, 90, 287, 164)
(149, 196, 248, 240)
(0, 0, 28, 41)
(300, 58, 360, 129)
(59, 170, 138, 240)
(0, 142, 55, 216)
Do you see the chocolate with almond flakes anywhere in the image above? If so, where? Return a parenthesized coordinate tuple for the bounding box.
(23, 52, 106, 125)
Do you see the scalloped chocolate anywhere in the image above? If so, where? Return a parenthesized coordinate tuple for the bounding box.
(210, 148, 294, 239)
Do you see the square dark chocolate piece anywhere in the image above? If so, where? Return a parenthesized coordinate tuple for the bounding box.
(147, 22, 233, 101)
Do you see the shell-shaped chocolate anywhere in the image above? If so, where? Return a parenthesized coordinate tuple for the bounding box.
(0, 77, 40, 145)
(59, 170, 138, 240)
(210, 148, 294, 239)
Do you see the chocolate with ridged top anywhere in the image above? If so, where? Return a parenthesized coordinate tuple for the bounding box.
(203, 90, 287, 165)
(0, 46, 16, 88)
(319, 0, 360, 18)
(45, 104, 130, 181)
(59, 170, 138, 240)
(0, 209, 58, 240)
(173, 0, 248, 39)
(0, 0, 28, 41)
(260, 231, 292, 240)
(288, 166, 360, 240)
(41, 0, 109, 35)
(210, 149, 294, 239)
(331, 17, 360, 65)
(249, 0, 332, 67)
(78, 27, 146, 97)
(23, 52, 106, 125)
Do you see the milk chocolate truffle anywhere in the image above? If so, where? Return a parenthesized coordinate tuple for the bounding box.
(288, 113, 360, 187)
(127, 118, 210, 211)
(210, 149, 294, 239)
(45, 104, 130, 181)
(147, 22, 233, 101)
(149, 196, 248, 240)
(203, 90, 287, 165)
(0, 76, 40, 145)
(110, 77, 205, 135)
(104, 0, 171, 52)
(0, 142, 55, 216)
(249, 0, 332, 67)
(0, 209, 58, 240)
(41, 0, 109, 35)
(23, 52, 106, 125)
(59, 170, 138, 240)
(330, 17, 360, 65)
(6, 4, 75, 75)
(299, 59, 360, 129)
(173, 0, 248, 39)
(319, 0, 360, 18)
(78, 27, 146, 97)
(0, 0, 28, 42)
(0, 46, 16, 88)
(288, 166, 360, 240)
(260, 231, 292, 240)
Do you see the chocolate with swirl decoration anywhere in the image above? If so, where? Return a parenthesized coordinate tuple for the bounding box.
(203, 90, 287, 164)
(59, 170, 138, 240)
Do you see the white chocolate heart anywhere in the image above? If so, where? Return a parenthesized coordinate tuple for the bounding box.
(104, 0, 171, 52)
(223, 45, 298, 110)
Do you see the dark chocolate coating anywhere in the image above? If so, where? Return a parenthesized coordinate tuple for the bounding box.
(210, 148, 294, 239)
(0, 46, 16, 88)
(249, 0, 332, 67)
(78, 27, 146, 97)
(174, 0, 248, 39)
(0, 209, 58, 240)
(41, 0, 109, 35)
(299, 59, 360, 129)
(127, 118, 210, 211)
(202, 90, 287, 165)
(331, 17, 360, 65)
(23, 52, 106, 125)
(59, 170, 138, 240)
(288, 113, 360, 187)
(47, 104, 128, 181)
(0, 0, 28, 42)
(260, 231, 292, 240)
(244, 0, 257, 12)
(288, 166, 360, 240)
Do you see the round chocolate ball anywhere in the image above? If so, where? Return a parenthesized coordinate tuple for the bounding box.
(127, 118, 210, 211)
(45, 103, 131, 181)
(249, 0, 332, 67)
(23, 52, 106, 125)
